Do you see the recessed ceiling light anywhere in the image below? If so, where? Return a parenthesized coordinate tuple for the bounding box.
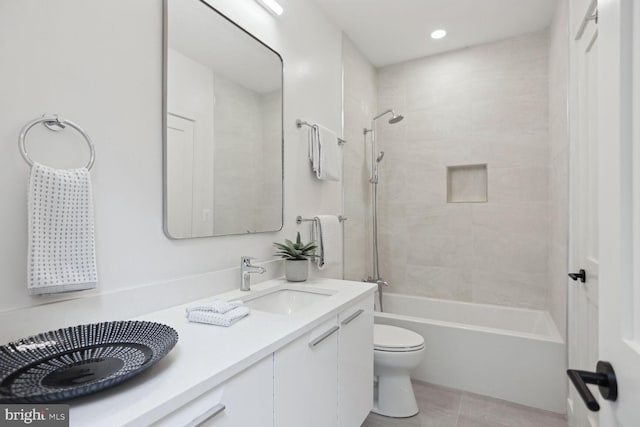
(430, 29, 447, 40)
(255, 0, 284, 16)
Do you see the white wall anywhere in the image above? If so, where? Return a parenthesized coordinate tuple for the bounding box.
(374, 32, 550, 309)
(0, 0, 343, 314)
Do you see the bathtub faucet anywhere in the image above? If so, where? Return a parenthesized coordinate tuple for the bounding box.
(365, 277, 389, 287)
(365, 277, 390, 312)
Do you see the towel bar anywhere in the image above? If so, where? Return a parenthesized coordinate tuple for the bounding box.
(296, 215, 347, 225)
(296, 119, 346, 145)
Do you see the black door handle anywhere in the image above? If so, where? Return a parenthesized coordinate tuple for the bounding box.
(567, 361, 617, 412)
(568, 269, 586, 283)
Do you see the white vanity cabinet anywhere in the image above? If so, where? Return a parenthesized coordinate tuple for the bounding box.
(274, 317, 340, 427)
(338, 295, 374, 427)
(66, 279, 377, 427)
(273, 295, 375, 427)
(155, 355, 274, 427)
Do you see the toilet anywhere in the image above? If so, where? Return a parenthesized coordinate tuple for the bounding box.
(372, 324, 426, 418)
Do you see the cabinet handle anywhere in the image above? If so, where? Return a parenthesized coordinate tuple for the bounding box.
(341, 309, 364, 326)
(187, 403, 226, 427)
(309, 326, 339, 348)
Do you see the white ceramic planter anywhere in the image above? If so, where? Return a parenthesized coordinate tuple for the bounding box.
(284, 259, 309, 282)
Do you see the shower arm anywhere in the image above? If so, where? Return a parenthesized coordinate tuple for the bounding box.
(372, 109, 395, 122)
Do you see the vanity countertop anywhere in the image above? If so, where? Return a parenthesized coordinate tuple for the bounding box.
(68, 277, 376, 427)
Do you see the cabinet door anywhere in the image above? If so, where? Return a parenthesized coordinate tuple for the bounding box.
(274, 317, 339, 427)
(156, 355, 274, 427)
(338, 296, 374, 427)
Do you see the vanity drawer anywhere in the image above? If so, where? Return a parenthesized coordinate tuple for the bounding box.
(155, 355, 274, 427)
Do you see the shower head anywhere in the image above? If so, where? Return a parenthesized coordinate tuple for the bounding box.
(388, 114, 404, 124)
(364, 108, 404, 134)
(372, 109, 404, 124)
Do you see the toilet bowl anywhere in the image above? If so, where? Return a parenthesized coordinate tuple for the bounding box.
(372, 324, 425, 418)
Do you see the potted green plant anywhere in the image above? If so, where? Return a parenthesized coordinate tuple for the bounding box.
(273, 232, 318, 282)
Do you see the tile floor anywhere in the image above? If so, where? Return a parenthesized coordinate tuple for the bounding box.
(361, 381, 568, 427)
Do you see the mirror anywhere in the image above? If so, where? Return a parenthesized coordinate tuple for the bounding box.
(163, 0, 283, 239)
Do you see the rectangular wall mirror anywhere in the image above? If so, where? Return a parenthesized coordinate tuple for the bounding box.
(163, 0, 284, 239)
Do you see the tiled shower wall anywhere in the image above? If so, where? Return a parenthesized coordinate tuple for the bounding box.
(548, 0, 569, 338)
(213, 81, 282, 235)
(342, 35, 377, 281)
(373, 32, 551, 309)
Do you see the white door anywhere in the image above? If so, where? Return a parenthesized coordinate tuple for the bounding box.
(166, 113, 195, 238)
(568, 1, 600, 425)
(596, 0, 640, 425)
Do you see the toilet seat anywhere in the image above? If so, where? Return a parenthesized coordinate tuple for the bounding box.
(374, 324, 425, 353)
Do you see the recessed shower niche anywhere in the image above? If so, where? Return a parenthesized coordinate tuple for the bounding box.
(446, 164, 488, 203)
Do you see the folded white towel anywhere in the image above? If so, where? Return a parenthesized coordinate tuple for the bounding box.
(315, 124, 341, 181)
(308, 125, 320, 174)
(186, 300, 242, 314)
(28, 162, 97, 295)
(312, 215, 342, 270)
(187, 306, 251, 327)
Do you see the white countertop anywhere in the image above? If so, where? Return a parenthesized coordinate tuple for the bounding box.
(68, 278, 376, 427)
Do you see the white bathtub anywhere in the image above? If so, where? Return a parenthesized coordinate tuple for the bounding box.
(375, 293, 567, 414)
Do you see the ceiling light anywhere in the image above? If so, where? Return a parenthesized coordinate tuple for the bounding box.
(255, 0, 284, 16)
(430, 29, 447, 40)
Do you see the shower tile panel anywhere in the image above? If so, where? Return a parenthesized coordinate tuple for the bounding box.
(359, 30, 554, 310)
(489, 167, 548, 203)
(342, 35, 378, 281)
(447, 164, 488, 203)
(547, 0, 570, 338)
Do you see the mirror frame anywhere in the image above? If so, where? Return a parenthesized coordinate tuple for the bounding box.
(162, 0, 284, 239)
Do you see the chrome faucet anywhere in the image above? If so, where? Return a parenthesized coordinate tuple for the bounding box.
(365, 276, 390, 312)
(241, 256, 266, 291)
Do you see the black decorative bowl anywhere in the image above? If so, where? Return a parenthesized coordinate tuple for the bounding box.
(0, 321, 178, 403)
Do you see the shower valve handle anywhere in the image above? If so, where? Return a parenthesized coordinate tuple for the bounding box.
(568, 269, 586, 283)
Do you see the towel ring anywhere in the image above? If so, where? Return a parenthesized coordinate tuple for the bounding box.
(18, 115, 95, 170)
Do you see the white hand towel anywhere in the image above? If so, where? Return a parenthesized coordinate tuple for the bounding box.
(187, 306, 251, 327)
(312, 215, 342, 270)
(316, 124, 341, 181)
(185, 300, 242, 314)
(308, 125, 320, 174)
(28, 162, 97, 295)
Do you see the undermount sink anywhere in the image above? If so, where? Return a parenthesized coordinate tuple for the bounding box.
(241, 286, 335, 315)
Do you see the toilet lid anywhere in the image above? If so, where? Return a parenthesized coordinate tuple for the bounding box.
(374, 324, 425, 352)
